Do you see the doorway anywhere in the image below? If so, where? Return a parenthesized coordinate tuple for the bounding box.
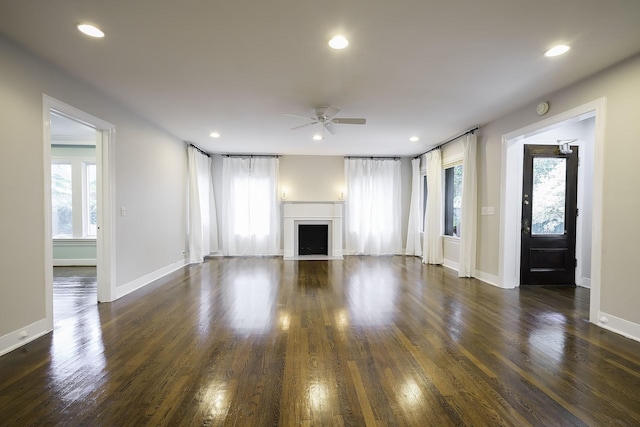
(43, 96, 116, 332)
(520, 144, 579, 285)
(499, 98, 606, 324)
(50, 112, 99, 322)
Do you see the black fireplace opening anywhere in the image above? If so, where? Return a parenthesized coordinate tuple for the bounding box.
(298, 224, 328, 255)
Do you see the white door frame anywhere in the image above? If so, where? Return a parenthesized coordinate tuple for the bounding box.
(498, 97, 606, 324)
(43, 95, 117, 330)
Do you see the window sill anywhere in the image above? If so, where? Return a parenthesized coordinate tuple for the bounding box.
(442, 235, 460, 243)
(53, 238, 97, 246)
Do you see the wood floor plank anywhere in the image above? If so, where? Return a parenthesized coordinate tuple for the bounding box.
(1, 258, 640, 425)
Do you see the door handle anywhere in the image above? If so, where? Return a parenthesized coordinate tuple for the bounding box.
(522, 218, 530, 235)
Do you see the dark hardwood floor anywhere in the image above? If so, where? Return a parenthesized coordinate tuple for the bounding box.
(53, 266, 97, 324)
(1, 257, 639, 426)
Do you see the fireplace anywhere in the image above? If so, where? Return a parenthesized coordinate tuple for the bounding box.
(283, 202, 343, 260)
(298, 224, 328, 255)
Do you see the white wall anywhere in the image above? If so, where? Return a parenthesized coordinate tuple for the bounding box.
(476, 53, 640, 328)
(0, 36, 187, 347)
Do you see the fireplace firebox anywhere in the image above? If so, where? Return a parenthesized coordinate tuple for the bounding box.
(298, 224, 328, 255)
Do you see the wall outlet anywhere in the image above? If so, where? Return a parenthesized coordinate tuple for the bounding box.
(182, 250, 188, 257)
(19, 330, 28, 339)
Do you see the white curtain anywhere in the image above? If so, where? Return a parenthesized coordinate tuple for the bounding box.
(458, 133, 478, 277)
(222, 156, 280, 256)
(422, 150, 443, 264)
(405, 158, 422, 256)
(345, 158, 402, 255)
(187, 146, 218, 263)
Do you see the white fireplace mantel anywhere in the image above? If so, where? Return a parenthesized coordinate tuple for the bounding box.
(283, 201, 344, 260)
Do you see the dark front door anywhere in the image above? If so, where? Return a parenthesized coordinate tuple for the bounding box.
(521, 144, 578, 285)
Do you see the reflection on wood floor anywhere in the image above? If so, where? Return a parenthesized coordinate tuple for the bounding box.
(1, 257, 639, 425)
(53, 266, 97, 324)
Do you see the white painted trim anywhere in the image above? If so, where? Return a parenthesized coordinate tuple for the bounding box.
(577, 277, 591, 289)
(597, 312, 640, 343)
(498, 98, 606, 325)
(442, 153, 464, 168)
(443, 258, 459, 272)
(114, 259, 187, 300)
(0, 318, 50, 357)
(53, 238, 96, 246)
(53, 259, 97, 266)
(43, 99, 54, 332)
(97, 127, 117, 302)
(473, 270, 503, 288)
(43, 95, 117, 306)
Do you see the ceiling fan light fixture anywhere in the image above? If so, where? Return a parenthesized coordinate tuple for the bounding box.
(544, 44, 570, 57)
(329, 35, 349, 50)
(409, 136, 419, 142)
(77, 24, 104, 38)
(313, 134, 324, 141)
(209, 132, 220, 138)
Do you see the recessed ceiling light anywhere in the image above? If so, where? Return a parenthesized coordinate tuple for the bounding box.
(329, 35, 349, 50)
(409, 136, 420, 142)
(77, 24, 104, 38)
(209, 132, 220, 138)
(544, 45, 570, 57)
(313, 134, 324, 141)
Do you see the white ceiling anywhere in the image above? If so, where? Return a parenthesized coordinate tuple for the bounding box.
(50, 113, 97, 145)
(2, 0, 640, 156)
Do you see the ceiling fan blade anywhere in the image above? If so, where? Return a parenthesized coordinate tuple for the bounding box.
(324, 122, 338, 135)
(285, 113, 317, 120)
(291, 121, 318, 130)
(332, 118, 366, 125)
(315, 106, 340, 119)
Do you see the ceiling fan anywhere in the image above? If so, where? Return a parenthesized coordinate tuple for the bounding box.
(286, 106, 366, 137)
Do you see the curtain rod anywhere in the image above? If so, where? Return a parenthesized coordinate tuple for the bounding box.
(413, 127, 479, 159)
(187, 143, 210, 158)
(222, 154, 281, 158)
(344, 156, 401, 160)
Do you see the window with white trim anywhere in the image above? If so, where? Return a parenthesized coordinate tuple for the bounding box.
(444, 164, 463, 237)
(51, 146, 96, 239)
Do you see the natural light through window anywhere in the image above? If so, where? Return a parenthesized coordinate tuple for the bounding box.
(232, 177, 271, 237)
(52, 163, 73, 238)
(444, 164, 463, 237)
(51, 148, 96, 239)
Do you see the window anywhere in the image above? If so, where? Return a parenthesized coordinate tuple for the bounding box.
(51, 147, 96, 239)
(52, 163, 73, 237)
(221, 156, 280, 256)
(444, 164, 463, 237)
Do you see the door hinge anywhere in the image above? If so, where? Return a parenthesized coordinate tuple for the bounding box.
(575, 259, 578, 267)
(576, 208, 579, 217)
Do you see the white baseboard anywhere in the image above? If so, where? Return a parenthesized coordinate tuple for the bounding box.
(53, 258, 97, 267)
(115, 259, 187, 300)
(0, 318, 50, 357)
(442, 258, 459, 272)
(577, 277, 591, 288)
(597, 311, 640, 343)
(473, 270, 503, 288)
